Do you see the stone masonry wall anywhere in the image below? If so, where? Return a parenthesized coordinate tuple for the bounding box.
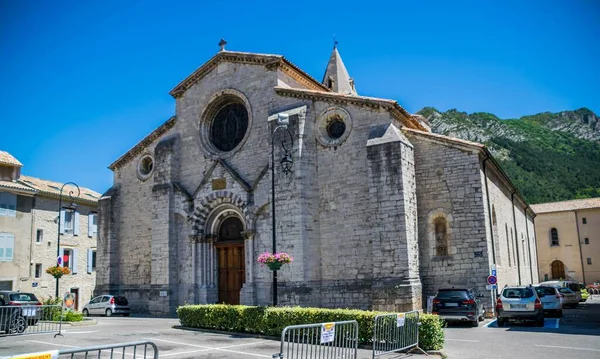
(28, 196, 97, 310)
(407, 133, 491, 307)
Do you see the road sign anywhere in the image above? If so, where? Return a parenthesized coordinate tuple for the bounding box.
(487, 275, 497, 285)
(56, 256, 62, 266)
(491, 269, 497, 276)
(486, 284, 497, 290)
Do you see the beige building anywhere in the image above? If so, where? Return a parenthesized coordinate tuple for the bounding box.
(532, 198, 600, 285)
(0, 150, 100, 310)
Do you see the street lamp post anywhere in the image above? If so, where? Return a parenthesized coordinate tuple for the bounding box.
(271, 113, 294, 306)
(56, 182, 80, 299)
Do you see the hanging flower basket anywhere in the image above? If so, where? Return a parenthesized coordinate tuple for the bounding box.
(46, 266, 70, 279)
(257, 252, 293, 271)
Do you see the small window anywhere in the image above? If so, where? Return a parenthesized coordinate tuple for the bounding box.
(92, 251, 97, 270)
(63, 248, 73, 269)
(64, 211, 74, 233)
(0, 233, 15, 262)
(587, 258, 592, 265)
(585, 238, 589, 245)
(0, 192, 17, 217)
(36, 229, 43, 243)
(582, 218, 587, 224)
(434, 217, 449, 256)
(34, 263, 42, 278)
(550, 228, 559, 246)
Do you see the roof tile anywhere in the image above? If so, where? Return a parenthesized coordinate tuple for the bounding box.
(0, 151, 23, 167)
(531, 198, 600, 214)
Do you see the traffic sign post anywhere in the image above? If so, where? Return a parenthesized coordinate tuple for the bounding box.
(489, 264, 498, 317)
(487, 275, 497, 285)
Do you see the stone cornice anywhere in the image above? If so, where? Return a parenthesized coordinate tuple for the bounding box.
(274, 87, 427, 131)
(169, 51, 329, 99)
(109, 116, 176, 171)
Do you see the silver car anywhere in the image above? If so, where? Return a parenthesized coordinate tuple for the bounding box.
(557, 287, 578, 308)
(534, 285, 562, 317)
(496, 285, 544, 327)
(82, 295, 130, 317)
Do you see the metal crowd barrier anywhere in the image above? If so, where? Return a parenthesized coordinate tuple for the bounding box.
(372, 311, 426, 358)
(273, 320, 358, 359)
(0, 341, 159, 359)
(0, 305, 63, 337)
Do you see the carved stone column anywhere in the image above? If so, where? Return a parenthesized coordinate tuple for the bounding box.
(240, 230, 256, 305)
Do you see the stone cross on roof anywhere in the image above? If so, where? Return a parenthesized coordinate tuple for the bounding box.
(218, 39, 227, 52)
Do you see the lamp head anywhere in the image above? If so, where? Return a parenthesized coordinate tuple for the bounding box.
(280, 153, 293, 174)
(67, 202, 78, 211)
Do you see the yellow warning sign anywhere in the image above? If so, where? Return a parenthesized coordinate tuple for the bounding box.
(321, 322, 336, 343)
(397, 313, 406, 327)
(8, 351, 58, 359)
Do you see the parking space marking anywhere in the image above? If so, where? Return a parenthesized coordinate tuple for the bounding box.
(483, 319, 497, 327)
(146, 337, 273, 358)
(25, 340, 78, 348)
(61, 330, 98, 334)
(535, 345, 600, 352)
(446, 339, 480, 342)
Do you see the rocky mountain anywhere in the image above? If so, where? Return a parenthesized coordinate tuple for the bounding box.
(418, 107, 600, 204)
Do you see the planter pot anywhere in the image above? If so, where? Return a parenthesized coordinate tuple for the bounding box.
(266, 262, 283, 271)
(52, 274, 63, 279)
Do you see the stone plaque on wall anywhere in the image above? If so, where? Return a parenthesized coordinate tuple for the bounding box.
(212, 178, 227, 190)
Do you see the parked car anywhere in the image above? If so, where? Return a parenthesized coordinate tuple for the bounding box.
(539, 280, 582, 302)
(0, 297, 27, 334)
(496, 285, 544, 327)
(557, 287, 578, 308)
(534, 285, 562, 317)
(83, 295, 130, 317)
(0, 291, 42, 325)
(432, 288, 485, 327)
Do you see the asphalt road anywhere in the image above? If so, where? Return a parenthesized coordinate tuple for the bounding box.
(1, 297, 599, 358)
(443, 296, 600, 359)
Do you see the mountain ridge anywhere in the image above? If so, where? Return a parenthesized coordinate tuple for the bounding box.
(417, 107, 600, 204)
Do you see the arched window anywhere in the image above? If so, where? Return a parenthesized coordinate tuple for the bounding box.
(550, 228, 559, 246)
(434, 217, 449, 256)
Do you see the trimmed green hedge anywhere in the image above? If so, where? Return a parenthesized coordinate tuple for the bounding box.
(177, 304, 444, 351)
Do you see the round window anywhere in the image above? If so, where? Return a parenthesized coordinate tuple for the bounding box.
(210, 103, 249, 152)
(137, 155, 154, 180)
(327, 118, 346, 139)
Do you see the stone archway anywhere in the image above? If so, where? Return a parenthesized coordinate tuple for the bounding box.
(551, 260, 566, 279)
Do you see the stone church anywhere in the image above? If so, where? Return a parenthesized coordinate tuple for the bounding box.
(97, 43, 539, 315)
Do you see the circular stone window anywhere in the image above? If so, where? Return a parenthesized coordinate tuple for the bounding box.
(316, 107, 352, 147)
(199, 90, 253, 158)
(210, 103, 249, 152)
(327, 116, 346, 139)
(137, 155, 154, 180)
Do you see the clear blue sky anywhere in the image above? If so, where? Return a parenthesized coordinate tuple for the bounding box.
(1, 0, 598, 194)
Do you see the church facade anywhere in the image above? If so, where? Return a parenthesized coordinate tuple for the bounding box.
(97, 44, 539, 315)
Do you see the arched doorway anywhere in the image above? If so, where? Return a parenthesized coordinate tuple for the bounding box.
(216, 216, 245, 304)
(551, 260, 565, 279)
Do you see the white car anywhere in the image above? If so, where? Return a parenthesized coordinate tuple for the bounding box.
(534, 285, 562, 317)
(556, 287, 579, 308)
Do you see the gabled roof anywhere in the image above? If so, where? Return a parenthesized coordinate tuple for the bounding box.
(169, 51, 330, 98)
(18, 175, 101, 204)
(0, 151, 23, 167)
(0, 180, 36, 194)
(109, 116, 176, 170)
(274, 87, 428, 131)
(531, 197, 600, 214)
(322, 47, 357, 95)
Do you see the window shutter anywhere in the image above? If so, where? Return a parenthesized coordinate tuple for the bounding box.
(72, 249, 78, 274)
(87, 249, 93, 273)
(59, 248, 64, 267)
(7, 194, 16, 217)
(88, 214, 93, 237)
(74, 212, 80, 236)
(59, 210, 66, 234)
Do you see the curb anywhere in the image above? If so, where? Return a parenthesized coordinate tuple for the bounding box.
(68, 319, 97, 326)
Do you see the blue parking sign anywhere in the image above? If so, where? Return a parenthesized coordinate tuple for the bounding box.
(491, 269, 497, 276)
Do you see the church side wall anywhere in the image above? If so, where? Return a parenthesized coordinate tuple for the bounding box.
(483, 164, 537, 288)
(100, 127, 175, 314)
(409, 134, 490, 307)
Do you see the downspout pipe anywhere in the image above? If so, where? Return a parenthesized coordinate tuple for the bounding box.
(482, 155, 497, 316)
(574, 211, 587, 285)
(524, 206, 534, 284)
(511, 191, 522, 285)
(482, 156, 496, 264)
